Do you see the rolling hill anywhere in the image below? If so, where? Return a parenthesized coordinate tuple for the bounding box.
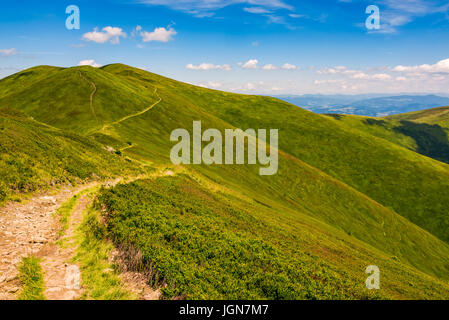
(387, 105, 449, 128)
(1, 64, 449, 299)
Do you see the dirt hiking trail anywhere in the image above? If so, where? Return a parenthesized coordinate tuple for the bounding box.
(0, 172, 174, 300)
(0, 182, 97, 299)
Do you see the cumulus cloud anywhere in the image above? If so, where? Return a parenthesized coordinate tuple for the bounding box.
(82, 27, 126, 44)
(198, 81, 223, 89)
(352, 72, 370, 79)
(261, 63, 297, 70)
(0, 48, 17, 56)
(393, 58, 449, 74)
(262, 64, 278, 70)
(140, 27, 177, 42)
(186, 63, 232, 71)
(239, 59, 259, 69)
(282, 63, 297, 70)
(78, 59, 102, 68)
(317, 66, 358, 75)
(372, 73, 392, 80)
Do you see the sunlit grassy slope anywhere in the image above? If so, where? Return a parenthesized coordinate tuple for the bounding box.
(0, 107, 139, 203)
(100, 64, 449, 246)
(387, 106, 449, 128)
(1, 64, 449, 299)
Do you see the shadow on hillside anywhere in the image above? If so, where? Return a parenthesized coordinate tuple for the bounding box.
(364, 118, 387, 126)
(324, 114, 343, 120)
(394, 121, 449, 164)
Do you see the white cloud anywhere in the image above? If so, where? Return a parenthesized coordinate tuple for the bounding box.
(289, 13, 306, 18)
(372, 73, 392, 80)
(198, 81, 223, 89)
(240, 59, 259, 69)
(351, 72, 392, 80)
(262, 64, 278, 70)
(244, 7, 271, 14)
(82, 27, 126, 44)
(317, 66, 358, 75)
(352, 72, 370, 79)
(282, 63, 297, 70)
(78, 59, 102, 68)
(0, 48, 17, 56)
(393, 58, 449, 74)
(141, 27, 177, 42)
(186, 63, 232, 71)
(140, 0, 293, 17)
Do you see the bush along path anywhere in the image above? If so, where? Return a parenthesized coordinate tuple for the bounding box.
(0, 172, 172, 300)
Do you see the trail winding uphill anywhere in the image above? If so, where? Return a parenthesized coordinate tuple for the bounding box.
(101, 87, 162, 132)
(79, 71, 98, 122)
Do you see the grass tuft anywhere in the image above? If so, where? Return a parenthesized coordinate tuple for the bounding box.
(17, 257, 46, 300)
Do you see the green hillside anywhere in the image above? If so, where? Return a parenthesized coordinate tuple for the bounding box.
(1, 64, 449, 299)
(387, 106, 449, 128)
(326, 113, 449, 166)
(100, 64, 449, 246)
(0, 107, 139, 203)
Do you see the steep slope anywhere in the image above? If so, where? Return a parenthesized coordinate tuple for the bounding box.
(325, 113, 449, 165)
(101, 64, 449, 246)
(1, 64, 449, 299)
(0, 107, 138, 203)
(97, 175, 449, 299)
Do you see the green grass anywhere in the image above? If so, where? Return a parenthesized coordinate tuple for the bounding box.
(98, 64, 449, 245)
(0, 107, 141, 204)
(17, 257, 46, 300)
(2, 64, 449, 300)
(73, 201, 135, 300)
(54, 193, 81, 238)
(387, 106, 449, 128)
(97, 175, 449, 299)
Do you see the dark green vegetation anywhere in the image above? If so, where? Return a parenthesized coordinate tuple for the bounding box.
(1, 64, 449, 299)
(97, 176, 449, 299)
(17, 257, 46, 300)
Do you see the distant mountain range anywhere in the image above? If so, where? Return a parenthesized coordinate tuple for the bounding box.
(276, 94, 449, 117)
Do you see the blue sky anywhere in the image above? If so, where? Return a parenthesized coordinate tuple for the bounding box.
(1, 0, 449, 94)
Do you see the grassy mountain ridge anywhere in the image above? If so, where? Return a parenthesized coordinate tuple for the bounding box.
(387, 106, 449, 128)
(101, 65, 449, 245)
(1, 64, 449, 299)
